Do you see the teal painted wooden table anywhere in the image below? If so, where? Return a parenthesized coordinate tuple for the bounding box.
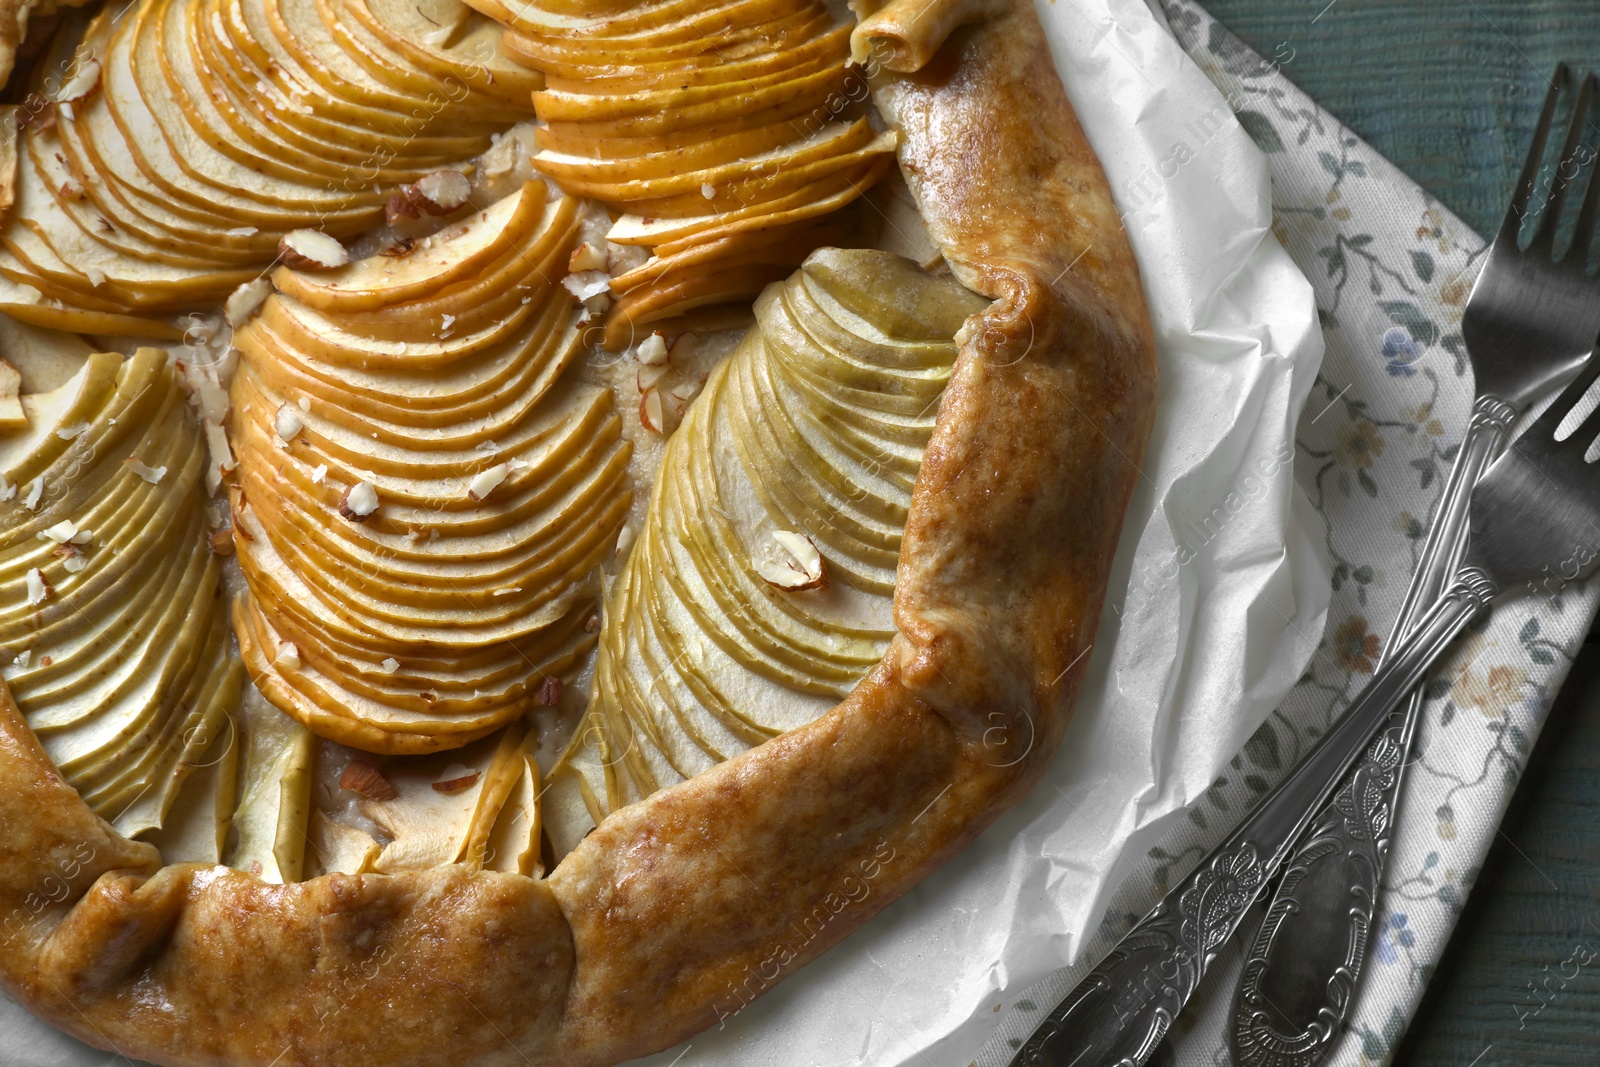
(1202, 3, 1600, 1064)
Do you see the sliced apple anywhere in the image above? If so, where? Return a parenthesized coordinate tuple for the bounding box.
(229, 721, 315, 883)
(229, 185, 632, 755)
(544, 249, 986, 849)
(1, 347, 245, 842)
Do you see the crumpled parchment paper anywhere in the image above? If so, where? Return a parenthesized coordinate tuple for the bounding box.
(0, 1, 1329, 1064)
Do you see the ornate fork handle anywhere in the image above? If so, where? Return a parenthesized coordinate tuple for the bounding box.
(1009, 570, 1498, 1067)
(1229, 395, 1516, 1067)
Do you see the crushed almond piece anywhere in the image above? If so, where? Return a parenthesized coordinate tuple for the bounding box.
(407, 170, 472, 215)
(538, 676, 563, 707)
(338, 481, 380, 521)
(209, 528, 235, 557)
(568, 241, 607, 272)
(639, 387, 667, 434)
(274, 403, 304, 442)
(466, 462, 509, 502)
(124, 457, 168, 484)
(432, 764, 480, 794)
(25, 568, 49, 605)
(636, 332, 669, 366)
(225, 278, 272, 328)
(381, 234, 416, 257)
(279, 229, 348, 271)
(340, 759, 398, 801)
(637, 362, 670, 392)
(754, 531, 827, 591)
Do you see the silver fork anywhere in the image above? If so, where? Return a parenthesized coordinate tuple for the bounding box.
(1007, 353, 1600, 1067)
(1230, 64, 1600, 1067)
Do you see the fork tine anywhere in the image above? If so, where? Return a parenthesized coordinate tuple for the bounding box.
(1533, 68, 1595, 253)
(1541, 350, 1600, 443)
(1501, 64, 1569, 249)
(1566, 73, 1600, 265)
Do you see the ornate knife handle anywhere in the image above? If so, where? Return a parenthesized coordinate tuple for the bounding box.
(1230, 396, 1516, 1067)
(1009, 571, 1498, 1067)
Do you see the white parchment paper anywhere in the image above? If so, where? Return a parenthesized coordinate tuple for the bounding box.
(0, 1, 1329, 1063)
(621, 0, 1331, 1064)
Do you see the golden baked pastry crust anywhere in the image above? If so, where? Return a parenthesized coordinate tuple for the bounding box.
(0, 0, 1157, 1063)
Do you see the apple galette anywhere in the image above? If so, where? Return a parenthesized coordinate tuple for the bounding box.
(0, 0, 1157, 1062)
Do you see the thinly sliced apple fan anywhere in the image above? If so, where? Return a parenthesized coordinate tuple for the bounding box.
(0, 0, 982, 888)
(486, 0, 897, 348)
(0, 0, 534, 335)
(0, 348, 243, 849)
(542, 249, 987, 854)
(229, 180, 631, 756)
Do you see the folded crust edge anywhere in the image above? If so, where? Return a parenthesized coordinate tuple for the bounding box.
(0, 1, 1157, 1063)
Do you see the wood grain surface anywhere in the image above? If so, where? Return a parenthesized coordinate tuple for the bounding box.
(1204, 3, 1600, 1063)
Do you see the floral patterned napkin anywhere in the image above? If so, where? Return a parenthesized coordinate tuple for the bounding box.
(974, 2, 1598, 1064)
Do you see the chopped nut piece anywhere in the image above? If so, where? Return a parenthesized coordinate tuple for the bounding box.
(381, 234, 417, 257)
(310, 463, 328, 484)
(701, 182, 716, 199)
(11, 650, 30, 668)
(204, 418, 234, 496)
(297, 397, 311, 412)
(408, 170, 472, 215)
(274, 403, 304, 442)
(537, 676, 563, 707)
(25, 568, 49, 605)
(124, 457, 168, 484)
(432, 764, 481, 793)
(669, 378, 702, 405)
(55, 421, 88, 440)
(385, 192, 420, 226)
(378, 657, 399, 674)
(279, 229, 349, 271)
(754, 530, 827, 591)
(62, 556, 87, 574)
(561, 270, 612, 303)
(637, 362, 670, 391)
(0, 479, 14, 501)
(274, 642, 301, 668)
(466, 462, 509, 502)
(225, 278, 272, 327)
(338, 481, 380, 521)
(568, 241, 607, 272)
(668, 332, 699, 363)
(58, 179, 86, 202)
(209, 528, 235, 557)
(340, 759, 398, 801)
(614, 523, 637, 558)
(583, 613, 599, 633)
(639, 387, 667, 434)
(23, 477, 43, 511)
(37, 520, 78, 544)
(636, 332, 669, 366)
